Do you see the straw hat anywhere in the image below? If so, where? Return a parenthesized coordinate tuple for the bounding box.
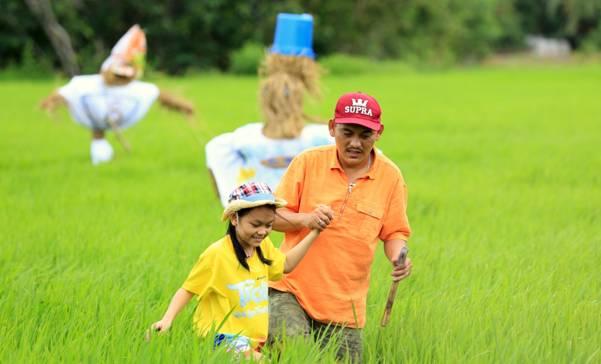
(222, 182, 286, 221)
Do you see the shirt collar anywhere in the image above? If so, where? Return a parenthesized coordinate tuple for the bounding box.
(328, 146, 377, 180)
(365, 150, 377, 180)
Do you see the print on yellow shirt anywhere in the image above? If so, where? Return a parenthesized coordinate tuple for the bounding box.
(227, 280, 269, 318)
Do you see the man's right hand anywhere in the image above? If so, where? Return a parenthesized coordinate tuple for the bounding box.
(303, 204, 334, 231)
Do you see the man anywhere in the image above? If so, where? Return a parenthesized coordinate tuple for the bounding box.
(269, 92, 412, 362)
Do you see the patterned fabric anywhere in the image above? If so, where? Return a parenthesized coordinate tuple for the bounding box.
(227, 182, 275, 203)
(214, 333, 252, 353)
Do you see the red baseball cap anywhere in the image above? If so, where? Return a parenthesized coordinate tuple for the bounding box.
(333, 92, 382, 131)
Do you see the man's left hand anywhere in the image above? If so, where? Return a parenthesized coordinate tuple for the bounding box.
(391, 257, 412, 282)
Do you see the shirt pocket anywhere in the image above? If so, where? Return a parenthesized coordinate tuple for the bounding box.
(356, 202, 384, 239)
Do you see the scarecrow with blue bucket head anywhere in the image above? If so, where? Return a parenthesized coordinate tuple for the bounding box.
(206, 13, 332, 206)
(40, 25, 195, 165)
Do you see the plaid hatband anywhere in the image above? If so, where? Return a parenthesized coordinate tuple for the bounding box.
(228, 182, 275, 203)
(222, 182, 287, 221)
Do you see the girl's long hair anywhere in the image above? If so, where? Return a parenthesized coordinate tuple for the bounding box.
(227, 207, 274, 270)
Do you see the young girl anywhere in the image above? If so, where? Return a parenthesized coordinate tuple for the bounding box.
(151, 182, 323, 357)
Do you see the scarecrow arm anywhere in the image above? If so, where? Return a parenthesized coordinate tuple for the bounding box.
(40, 90, 67, 113)
(158, 90, 195, 116)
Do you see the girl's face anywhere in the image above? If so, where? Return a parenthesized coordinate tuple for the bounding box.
(232, 206, 275, 250)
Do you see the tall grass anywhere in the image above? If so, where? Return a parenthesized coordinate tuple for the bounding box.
(0, 64, 600, 362)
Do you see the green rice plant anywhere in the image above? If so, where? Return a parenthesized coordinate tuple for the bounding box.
(0, 62, 600, 362)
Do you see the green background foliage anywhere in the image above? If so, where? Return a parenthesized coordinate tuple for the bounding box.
(2, 0, 601, 75)
(0, 62, 599, 362)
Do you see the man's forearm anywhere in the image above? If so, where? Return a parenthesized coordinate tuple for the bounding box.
(384, 239, 407, 263)
(273, 208, 306, 232)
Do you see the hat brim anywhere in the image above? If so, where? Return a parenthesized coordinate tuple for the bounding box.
(222, 198, 287, 221)
(335, 117, 382, 131)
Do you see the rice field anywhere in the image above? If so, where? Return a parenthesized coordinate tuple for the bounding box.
(1, 62, 600, 363)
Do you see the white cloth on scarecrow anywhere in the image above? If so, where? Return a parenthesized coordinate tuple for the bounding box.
(58, 75, 159, 130)
(206, 122, 333, 206)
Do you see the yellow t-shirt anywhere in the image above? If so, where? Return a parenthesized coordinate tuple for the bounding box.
(182, 235, 286, 347)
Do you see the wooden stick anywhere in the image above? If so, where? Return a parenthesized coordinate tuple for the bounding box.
(106, 114, 131, 153)
(381, 246, 408, 327)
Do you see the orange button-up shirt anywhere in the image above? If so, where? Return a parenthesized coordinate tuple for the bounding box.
(271, 145, 411, 327)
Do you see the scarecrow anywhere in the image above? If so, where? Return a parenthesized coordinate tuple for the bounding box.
(41, 25, 195, 164)
(206, 13, 332, 206)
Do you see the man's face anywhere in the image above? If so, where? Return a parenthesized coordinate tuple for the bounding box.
(329, 121, 381, 169)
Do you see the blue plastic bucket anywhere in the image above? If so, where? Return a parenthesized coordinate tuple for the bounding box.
(270, 13, 315, 59)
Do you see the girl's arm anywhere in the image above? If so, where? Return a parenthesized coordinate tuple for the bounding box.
(283, 230, 320, 273)
(152, 288, 194, 332)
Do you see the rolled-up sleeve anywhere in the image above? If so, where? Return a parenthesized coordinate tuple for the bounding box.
(379, 176, 411, 242)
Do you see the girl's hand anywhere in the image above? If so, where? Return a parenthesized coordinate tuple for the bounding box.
(304, 204, 334, 231)
(151, 318, 172, 333)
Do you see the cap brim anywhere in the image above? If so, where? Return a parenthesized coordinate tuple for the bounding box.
(335, 117, 382, 131)
(222, 198, 287, 221)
